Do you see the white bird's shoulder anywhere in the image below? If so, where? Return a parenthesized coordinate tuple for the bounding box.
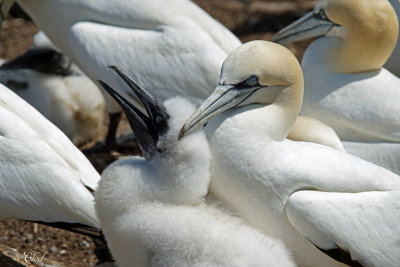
(0, 84, 100, 190)
(287, 190, 400, 266)
(68, 21, 229, 104)
(0, 132, 99, 228)
(302, 52, 400, 141)
(227, 139, 400, 195)
(344, 141, 400, 175)
(271, 141, 400, 190)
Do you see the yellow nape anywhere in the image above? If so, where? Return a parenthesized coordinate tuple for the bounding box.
(323, 0, 398, 73)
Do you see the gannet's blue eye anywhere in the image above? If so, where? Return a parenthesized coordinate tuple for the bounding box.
(317, 9, 328, 20)
(246, 75, 259, 87)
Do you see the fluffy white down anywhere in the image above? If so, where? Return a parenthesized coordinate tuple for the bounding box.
(95, 97, 295, 267)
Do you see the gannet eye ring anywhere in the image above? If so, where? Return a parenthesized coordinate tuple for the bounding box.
(317, 9, 328, 20)
(245, 75, 259, 87)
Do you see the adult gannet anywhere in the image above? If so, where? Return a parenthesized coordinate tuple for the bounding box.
(272, 0, 400, 174)
(180, 41, 400, 267)
(0, 47, 105, 147)
(0, 83, 100, 229)
(95, 66, 296, 267)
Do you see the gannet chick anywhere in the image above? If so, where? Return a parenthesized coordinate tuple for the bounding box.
(273, 0, 400, 173)
(95, 67, 296, 267)
(180, 41, 400, 267)
(0, 82, 100, 229)
(0, 47, 105, 147)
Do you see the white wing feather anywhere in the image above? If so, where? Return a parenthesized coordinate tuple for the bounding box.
(0, 84, 100, 227)
(287, 190, 400, 266)
(68, 22, 232, 111)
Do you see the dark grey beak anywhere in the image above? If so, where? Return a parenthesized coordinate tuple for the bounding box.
(98, 66, 169, 160)
(272, 6, 339, 45)
(179, 83, 262, 139)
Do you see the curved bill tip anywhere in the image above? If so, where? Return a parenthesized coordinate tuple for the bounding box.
(178, 126, 187, 140)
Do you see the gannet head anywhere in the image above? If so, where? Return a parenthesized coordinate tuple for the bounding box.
(273, 0, 398, 73)
(98, 66, 211, 206)
(179, 40, 303, 138)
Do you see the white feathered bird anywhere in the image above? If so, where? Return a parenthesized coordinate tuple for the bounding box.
(0, 46, 105, 147)
(0, 82, 100, 230)
(273, 0, 400, 174)
(181, 41, 400, 267)
(95, 66, 296, 267)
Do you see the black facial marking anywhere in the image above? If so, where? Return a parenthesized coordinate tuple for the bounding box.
(315, 8, 329, 21)
(0, 48, 73, 76)
(235, 75, 260, 90)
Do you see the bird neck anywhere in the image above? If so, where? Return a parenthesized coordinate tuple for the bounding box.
(151, 133, 211, 206)
(266, 83, 303, 141)
(308, 23, 397, 74)
(207, 83, 303, 143)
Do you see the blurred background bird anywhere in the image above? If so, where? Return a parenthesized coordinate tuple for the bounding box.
(0, 32, 106, 147)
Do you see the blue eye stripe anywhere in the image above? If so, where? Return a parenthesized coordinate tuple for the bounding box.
(234, 75, 259, 89)
(246, 76, 258, 87)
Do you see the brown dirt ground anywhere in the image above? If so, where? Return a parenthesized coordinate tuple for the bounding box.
(0, 1, 316, 266)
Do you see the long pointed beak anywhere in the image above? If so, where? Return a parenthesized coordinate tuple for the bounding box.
(98, 80, 155, 160)
(179, 84, 261, 139)
(0, 0, 15, 35)
(272, 10, 337, 45)
(98, 67, 169, 160)
(108, 66, 169, 135)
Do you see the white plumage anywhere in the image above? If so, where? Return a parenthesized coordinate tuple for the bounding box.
(273, 0, 400, 174)
(95, 69, 296, 267)
(7, 0, 240, 113)
(0, 32, 105, 146)
(0, 83, 100, 228)
(0, 1, 348, 152)
(181, 40, 400, 267)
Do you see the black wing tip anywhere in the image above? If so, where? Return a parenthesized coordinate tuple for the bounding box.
(314, 243, 364, 267)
